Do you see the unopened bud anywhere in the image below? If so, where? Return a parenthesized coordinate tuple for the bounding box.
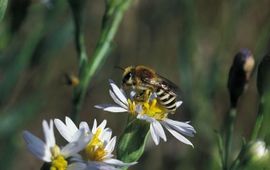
(257, 54, 270, 97)
(228, 49, 255, 107)
(241, 140, 270, 169)
(249, 141, 269, 162)
(232, 140, 269, 170)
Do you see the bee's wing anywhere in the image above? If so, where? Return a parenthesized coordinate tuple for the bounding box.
(157, 74, 180, 95)
(145, 74, 179, 96)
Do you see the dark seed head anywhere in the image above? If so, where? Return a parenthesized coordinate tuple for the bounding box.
(228, 48, 255, 107)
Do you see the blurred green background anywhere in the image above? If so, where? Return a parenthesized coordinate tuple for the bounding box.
(1, 0, 270, 169)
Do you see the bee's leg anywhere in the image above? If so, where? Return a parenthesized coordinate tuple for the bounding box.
(134, 90, 145, 102)
(134, 89, 152, 102)
(143, 89, 152, 102)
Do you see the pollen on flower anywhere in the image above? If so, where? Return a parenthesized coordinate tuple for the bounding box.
(51, 145, 61, 159)
(49, 145, 67, 170)
(50, 155, 68, 170)
(128, 99, 137, 115)
(141, 99, 168, 120)
(85, 128, 107, 161)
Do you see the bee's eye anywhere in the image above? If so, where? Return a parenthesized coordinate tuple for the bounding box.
(123, 72, 133, 84)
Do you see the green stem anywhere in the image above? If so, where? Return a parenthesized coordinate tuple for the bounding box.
(68, 0, 87, 64)
(216, 131, 225, 168)
(70, 0, 133, 122)
(230, 155, 241, 170)
(0, 0, 8, 22)
(68, 0, 87, 122)
(230, 140, 248, 170)
(251, 99, 264, 140)
(223, 108, 237, 170)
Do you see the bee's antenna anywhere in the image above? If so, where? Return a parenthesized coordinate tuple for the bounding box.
(114, 65, 125, 71)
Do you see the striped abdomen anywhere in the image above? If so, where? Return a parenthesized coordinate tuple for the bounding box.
(155, 88, 177, 113)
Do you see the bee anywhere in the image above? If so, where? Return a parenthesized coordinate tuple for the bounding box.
(121, 65, 179, 113)
(64, 73, 79, 87)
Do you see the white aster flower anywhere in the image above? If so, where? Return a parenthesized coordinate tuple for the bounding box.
(54, 117, 136, 170)
(95, 80, 196, 146)
(23, 119, 90, 170)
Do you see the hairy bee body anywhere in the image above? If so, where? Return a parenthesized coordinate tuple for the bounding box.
(122, 65, 178, 113)
(156, 88, 177, 112)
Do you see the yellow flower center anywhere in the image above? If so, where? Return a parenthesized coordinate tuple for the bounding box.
(127, 92, 168, 120)
(85, 128, 107, 161)
(51, 145, 61, 159)
(128, 99, 137, 115)
(50, 155, 68, 170)
(141, 99, 168, 120)
(50, 145, 67, 170)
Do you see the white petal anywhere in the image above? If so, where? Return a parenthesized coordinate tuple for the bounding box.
(68, 162, 87, 170)
(23, 131, 51, 162)
(152, 121, 167, 142)
(27, 142, 51, 162)
(95, 104, 128, 113)
(163, 123, 194, 147)
(135, 105, 143, 115)
(98, 120, 107, 131)
(104, 106, 128, 113)
(103, 158, 137, 167)
(49, 120, 55, 145)
(109, 89, 128, 109)
(65, 117, 79, 133)
(92, 119, 97, 133)
(61, 142, 81, 158)
(130, 90, 136, 99)
(23, 131, 44, 147)
(101, 128, 112, 145)
(42, 120, 55, 147)
(175, 101, 183, 108)
(85, 161, 117, 170)
(137, 114, 154, 123)
(104, 136, 116, 154)
(69, 153, 83, 162)
(71, 129, 86, 142)
(79, 121, 90, 132)
(165, 119, 194, 130)
(150, 92, 157, 100)
(61, 130, 91, 157)
(54, 119, 74, 142)
(164, 118, 196, 137)
(150, 123, 160, 145)
(136, 113, 145, 120)
(109, 79, 128, 105)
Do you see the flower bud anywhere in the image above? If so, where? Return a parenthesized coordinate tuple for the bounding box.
(228, 49, 255, 107)
(257, 54, 270, 97)
(241, 140, 270, 169)
(249, 141, 269, 162)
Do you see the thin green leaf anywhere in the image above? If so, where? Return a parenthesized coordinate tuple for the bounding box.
(215, 130, 225, 168)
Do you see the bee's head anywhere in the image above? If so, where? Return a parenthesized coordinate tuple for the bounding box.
(122, 66, 136, 87)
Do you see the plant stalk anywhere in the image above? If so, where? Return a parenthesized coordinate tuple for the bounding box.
(69, 0, 133, 122)
(223, 108, 237, 170)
